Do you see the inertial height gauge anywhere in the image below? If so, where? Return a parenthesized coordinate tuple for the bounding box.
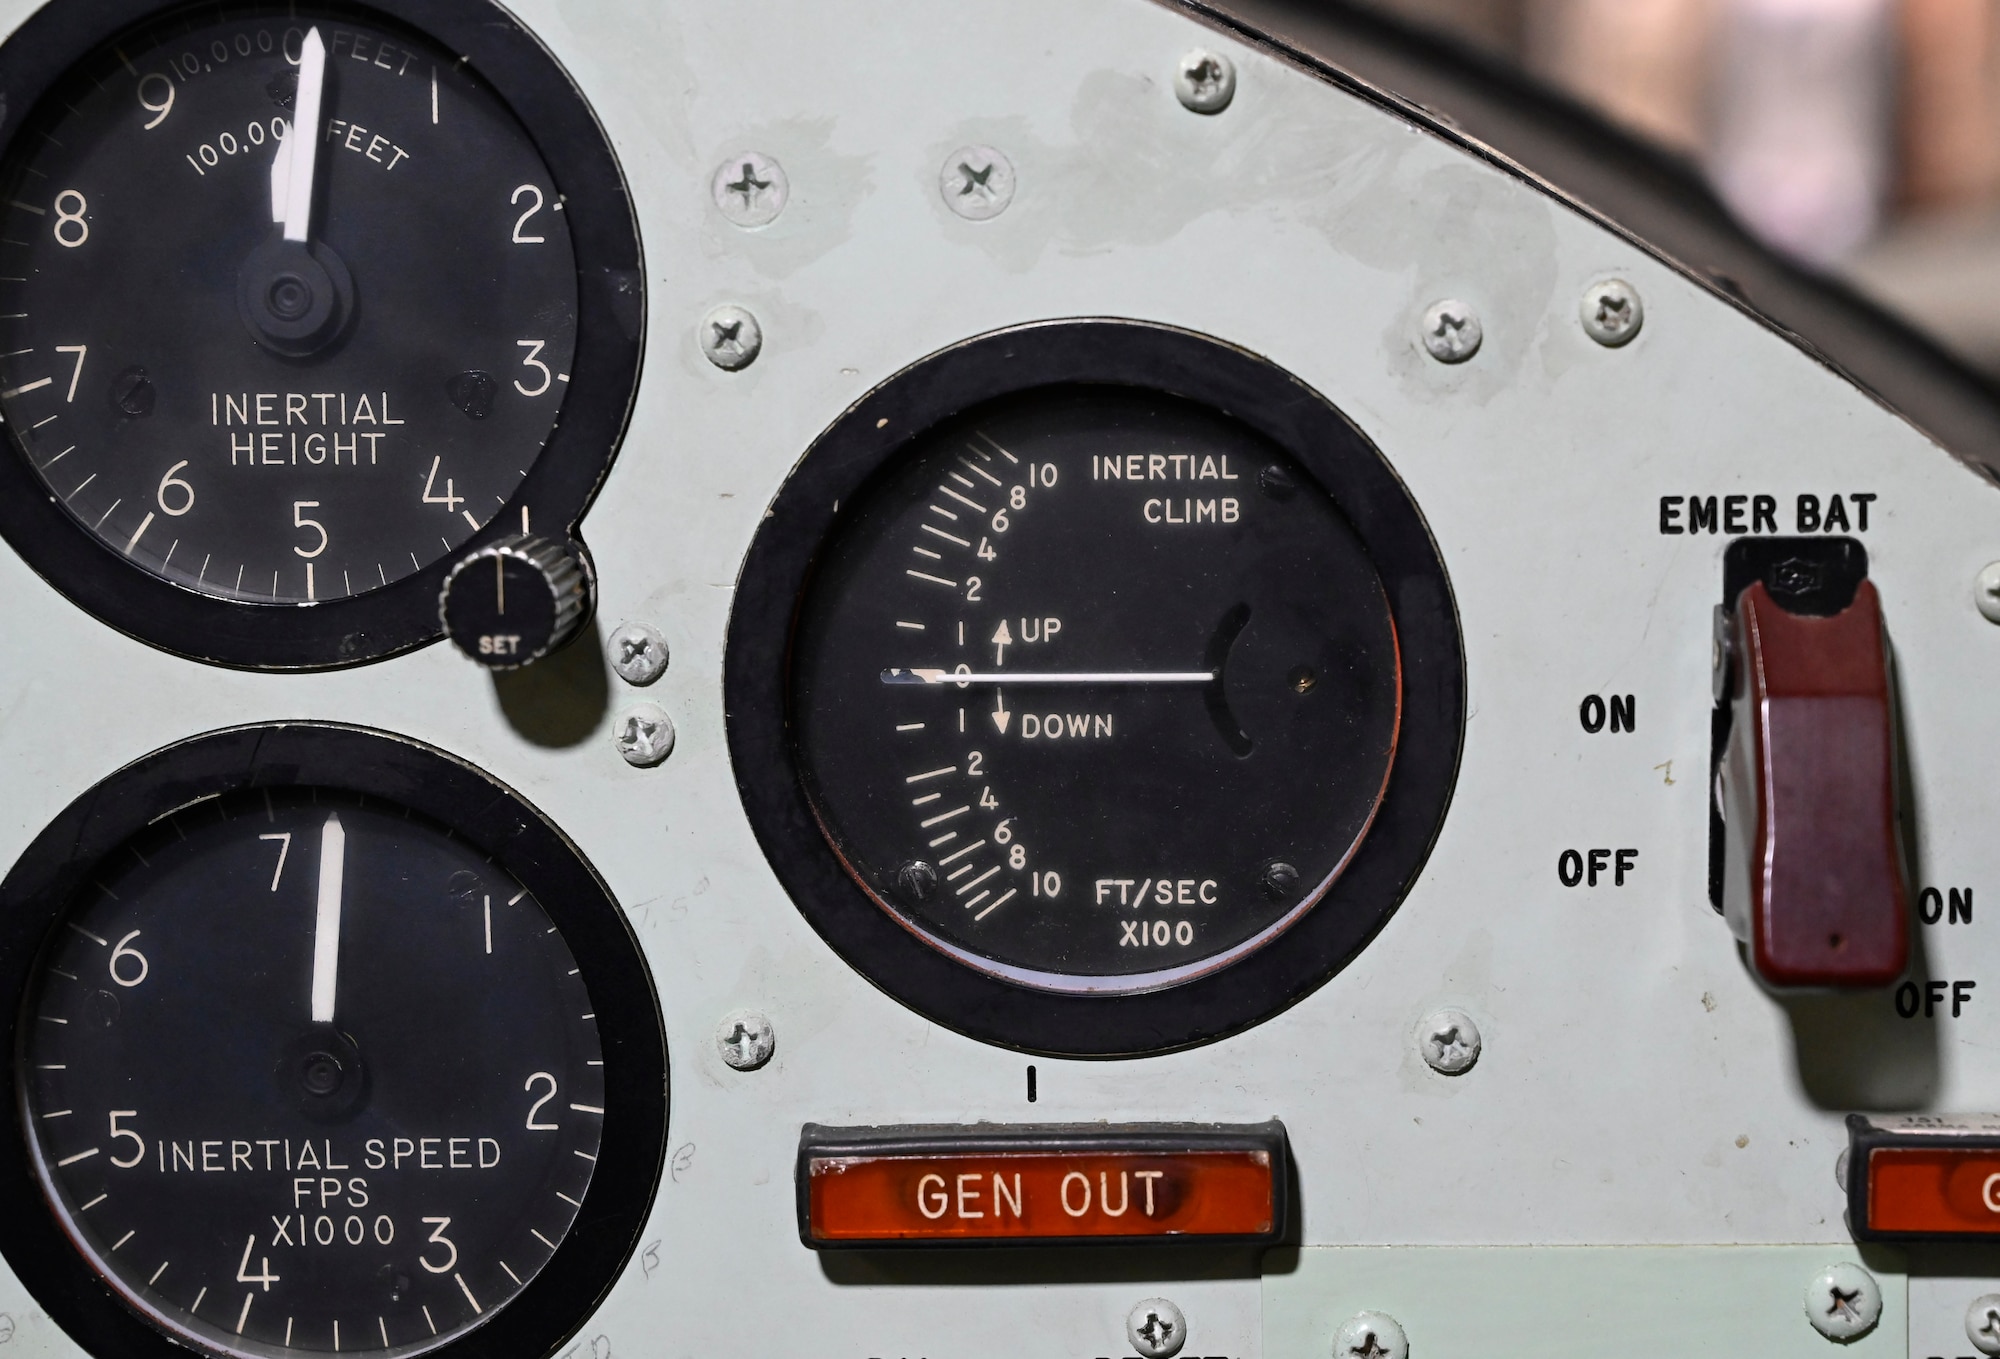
(0, 0, 642, 668)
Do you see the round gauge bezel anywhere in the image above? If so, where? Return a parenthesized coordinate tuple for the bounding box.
(0, 0, 645, 671)
(726, 318, 1466, 1057)
(0, 724, 668, 1359)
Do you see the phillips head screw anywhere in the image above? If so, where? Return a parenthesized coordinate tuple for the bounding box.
(1581, 278, 1644, 347)
(1334, 1311, 1408, 1359)
(712, 151, 787, 228)
(701, 304, 763, 372)
(1967, 1292, 2000, 1355)
(1420, 1008, 1482, 1075)
(1127, 1298, 1186, 1359)
(612, 703, 675, 768)
(608, 622, 669, 686)
(1805, 1262, 1881, 1341)
(716, 1010, 776, 1072)
(1175, 50, 1237, 114)
(941, 146, 1016, 221)
(1421, 299, 1483, 363)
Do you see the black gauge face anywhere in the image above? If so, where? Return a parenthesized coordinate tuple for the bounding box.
(0, 726, 667, 1359)
(0, 4, 571, 604)
(0, 5, 570, 602)
(792, 390, 1401, 990)
(728, 320, 1464, 1055)
(21, 793, 600, 1357)
(0, 0, 642, 669)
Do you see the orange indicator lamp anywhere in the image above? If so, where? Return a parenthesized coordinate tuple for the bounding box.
(1847, 1114, 2000, 1240)
(796, 1122, 1288, 1248)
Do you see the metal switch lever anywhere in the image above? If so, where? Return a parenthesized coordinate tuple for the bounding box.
(1717, 577, 1908, 989)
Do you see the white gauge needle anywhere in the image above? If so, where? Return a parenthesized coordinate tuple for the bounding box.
(269, 136, 290, 224)
(882, 667, 1216, 685)
(309, 812, 345, 1024)
(281, 27, 327, 243)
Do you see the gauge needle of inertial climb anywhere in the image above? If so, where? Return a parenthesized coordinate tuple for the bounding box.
(309, 812, 345, 1024)
(882, 668, 1216, 685)
(279, 27, 328, 243)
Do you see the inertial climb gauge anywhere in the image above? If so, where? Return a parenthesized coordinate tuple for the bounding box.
(729, 320, 1464, 1056)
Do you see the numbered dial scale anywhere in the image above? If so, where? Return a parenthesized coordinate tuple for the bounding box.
(729, 321, 1465, 1056)
(0, 0, 642, 668)
(0, 726, 667, 1359)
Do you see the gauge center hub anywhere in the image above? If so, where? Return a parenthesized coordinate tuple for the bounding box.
(237, 238, 354, 359)
(299, 1052, 340, 1094)
(278, 1024, 368, 1122)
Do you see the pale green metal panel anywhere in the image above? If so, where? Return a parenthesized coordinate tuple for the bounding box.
(1264, 1246, 1909, 1358)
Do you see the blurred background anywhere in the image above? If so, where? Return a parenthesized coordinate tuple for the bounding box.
(1215, 0, 2000, 381)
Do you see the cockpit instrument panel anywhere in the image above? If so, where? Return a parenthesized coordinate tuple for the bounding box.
(1, 0, 1998, 1354)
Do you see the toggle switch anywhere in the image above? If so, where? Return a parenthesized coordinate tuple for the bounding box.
(1712, 539, 1908, 989)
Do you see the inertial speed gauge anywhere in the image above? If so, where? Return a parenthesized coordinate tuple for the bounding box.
(729, 321, 1465, 1056)
(0, 726, 667, 1359)
(0, 0, 643, 668)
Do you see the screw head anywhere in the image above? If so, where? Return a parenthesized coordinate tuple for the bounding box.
(1258, 860, 1300, 901)
(1976, 562, 2000, 623)
(701, 304, 762, 372)
(1334, 1311, 1408, 1359)
(941, 145, 1016, 221)
(1175, 49, 1237, 113)
(608, 622, 669, 686)
(1805, 1262, 1881, 1341)
(1967, 1293, 2000, 1355)
(715, 1010, 775, 1072)
(1421, 299, 1482, 364)
(110, 365, 157, 417)
(1126, 1298, 1186, 1359)
(612, 703, 675, 768)
(1581, 278, 1644, 347)
(893, 859, 939, 903)
(712, 151, 787, 228)
(1420, 1008, 1482, 1075)
(1258, 464, 1297, 501)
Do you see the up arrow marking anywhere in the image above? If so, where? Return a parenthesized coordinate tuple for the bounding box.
(991, 619, 1012, 665)
(992, 690, 1011, 735)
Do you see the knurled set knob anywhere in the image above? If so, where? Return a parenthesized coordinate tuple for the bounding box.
(439, 534, 591, 669)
